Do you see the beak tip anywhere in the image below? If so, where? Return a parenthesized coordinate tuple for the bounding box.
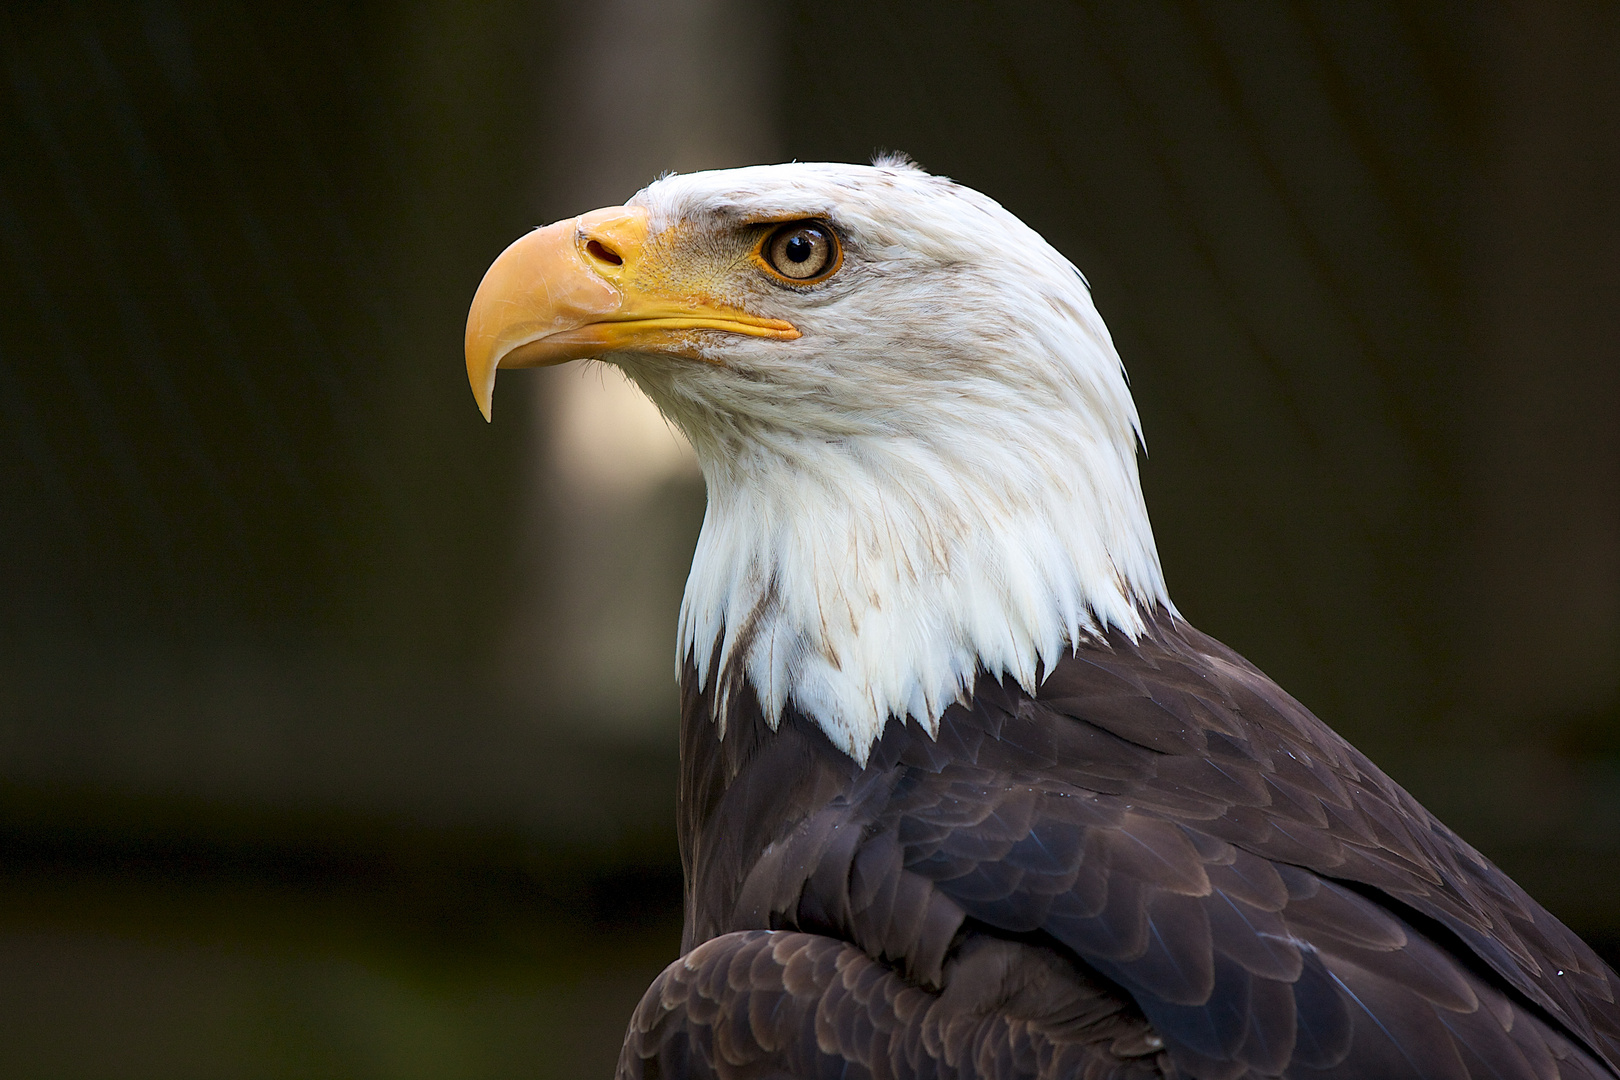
(470, 372, 496, 423)
(467, 351, 497, 423)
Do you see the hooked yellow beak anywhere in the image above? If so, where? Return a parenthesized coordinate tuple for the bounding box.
(464, 206, 799, 420)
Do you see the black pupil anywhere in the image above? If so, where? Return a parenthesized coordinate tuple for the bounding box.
(785, 233, 815, 262)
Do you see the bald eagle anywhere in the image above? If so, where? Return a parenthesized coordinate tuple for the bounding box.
(466, 161, 1620, 1079)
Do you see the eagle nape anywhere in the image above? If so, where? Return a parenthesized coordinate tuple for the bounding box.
(465, 160, 1620, 1079)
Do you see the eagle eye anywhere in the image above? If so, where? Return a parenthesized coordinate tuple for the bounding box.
(762, 221, 839, 283)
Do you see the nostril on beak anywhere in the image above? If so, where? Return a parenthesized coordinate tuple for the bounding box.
(585, 239, 624, 267)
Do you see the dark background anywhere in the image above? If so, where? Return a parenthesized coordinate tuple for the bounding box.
(1, 1, 1616, 1076)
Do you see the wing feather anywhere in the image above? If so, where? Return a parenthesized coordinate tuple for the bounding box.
(664, 616, 1620, 1077)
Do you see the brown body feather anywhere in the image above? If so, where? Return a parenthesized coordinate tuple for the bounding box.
(617, 614, 1620, 1078)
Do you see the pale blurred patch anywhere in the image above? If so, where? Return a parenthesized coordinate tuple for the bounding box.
(500, 0, 781, 742)
(549, 366, 698, 503)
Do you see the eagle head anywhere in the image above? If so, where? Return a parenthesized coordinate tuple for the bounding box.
(466, 160, 1169, 762)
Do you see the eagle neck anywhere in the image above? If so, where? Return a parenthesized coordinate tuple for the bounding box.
(676, 423, 1170, 765)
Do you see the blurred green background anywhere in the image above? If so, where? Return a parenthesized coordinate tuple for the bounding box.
(0, 1, 1616, 1076)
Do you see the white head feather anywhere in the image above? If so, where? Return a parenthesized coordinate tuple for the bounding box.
(610, 160, 1170, 764)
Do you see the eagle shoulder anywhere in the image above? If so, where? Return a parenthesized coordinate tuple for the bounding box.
(651, 615, 1620, 1078)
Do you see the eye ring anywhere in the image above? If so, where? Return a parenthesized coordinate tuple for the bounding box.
(759, 220, 841, 284)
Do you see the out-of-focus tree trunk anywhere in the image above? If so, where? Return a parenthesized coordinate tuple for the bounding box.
(503, 0, 781, 741)
(1466, 0, 1620, 725)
